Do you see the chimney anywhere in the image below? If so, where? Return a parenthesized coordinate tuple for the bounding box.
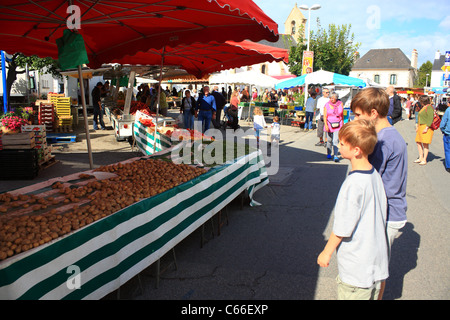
(411, 49, 418, 69)
(435, 50, 441, 60)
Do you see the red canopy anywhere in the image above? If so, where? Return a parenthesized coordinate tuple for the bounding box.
(112, 40, 289, 79)
(0, 0, 279, 67)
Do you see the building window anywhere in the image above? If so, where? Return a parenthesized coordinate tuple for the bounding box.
(389, 74, 397, 85)
(291, 21, 296, 35)
(374, 75, 380, 84)
(42, 80, 50, 89)
(261, 65, 267, 75)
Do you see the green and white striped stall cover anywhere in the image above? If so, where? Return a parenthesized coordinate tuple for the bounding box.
(133, 120, 172, 156)
(0, 151, 268, 300)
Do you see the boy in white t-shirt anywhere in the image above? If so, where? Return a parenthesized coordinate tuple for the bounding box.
(270, 116, 281, 146)
(317, 120, 389, 300)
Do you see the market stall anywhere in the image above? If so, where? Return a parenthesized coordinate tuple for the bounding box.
(0, 0, 280, 169)
(0, 147, 268, 299)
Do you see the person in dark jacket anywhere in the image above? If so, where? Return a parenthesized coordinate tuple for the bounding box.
(386, 86, 402, 125)
(212, 85, 226, 129)
(92, 82, 106, 131)
(180, 90, 197, 130)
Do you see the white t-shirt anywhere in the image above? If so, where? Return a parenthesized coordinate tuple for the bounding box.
(316, 96, 330, 119)
(271, 122, 280, 135)
(333, 167, 389, 288)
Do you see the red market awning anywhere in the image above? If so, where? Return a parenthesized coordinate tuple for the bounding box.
(0, 0, 279, 68)
(111, 40, 289, 79)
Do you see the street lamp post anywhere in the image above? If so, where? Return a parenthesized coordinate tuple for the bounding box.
(298, 4, 321, 108)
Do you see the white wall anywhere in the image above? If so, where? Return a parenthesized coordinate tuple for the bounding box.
(349, 69, 413, 88)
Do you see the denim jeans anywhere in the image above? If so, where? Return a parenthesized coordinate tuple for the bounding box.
(444, 134, 450, 169)
(197, 109, 213, 133)
(93, 107, 105, 130)
(327, 131, 339, 156)
(184, 112, 194, 130)
(305, 111, 314, 129)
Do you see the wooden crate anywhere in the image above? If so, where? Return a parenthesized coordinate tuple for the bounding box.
(1, 132, 36, 149)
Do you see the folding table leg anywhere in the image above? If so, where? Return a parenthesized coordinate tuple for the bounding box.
(200, 218, 215, 248)
(217, 206, 229, 236)
(155, 247, 178, 289)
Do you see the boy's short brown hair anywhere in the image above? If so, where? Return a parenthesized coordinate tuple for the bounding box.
(273, 116, 279, 122)
(338, 119, 378, 156)
(350, 87, 390, 118)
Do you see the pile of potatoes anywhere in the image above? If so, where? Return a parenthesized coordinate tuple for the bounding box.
(0, 159, 207, 261)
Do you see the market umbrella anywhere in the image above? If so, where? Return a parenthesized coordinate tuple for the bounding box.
(0, 0, 279, 68)
(275, 69, 367, 89)
(112, 40, 289, 79)
(0, 0, 280, 165)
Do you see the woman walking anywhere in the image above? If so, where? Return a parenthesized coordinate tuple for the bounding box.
(323, 93, 344, 162)
(180, 90, 196, 130)
(414, 95, 435, 165)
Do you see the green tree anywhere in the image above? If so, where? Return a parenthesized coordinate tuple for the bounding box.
(414, 61, 433, 88)
(288, 19, 361, 76)
(1, 53, 61, 104)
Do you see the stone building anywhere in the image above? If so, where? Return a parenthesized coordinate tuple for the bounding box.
(349, 48, 418, 88)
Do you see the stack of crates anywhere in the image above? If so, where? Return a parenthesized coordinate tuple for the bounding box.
(49, 93, 73, 131)
(38, 102, 55, 132)
(21, 125, 54, 166)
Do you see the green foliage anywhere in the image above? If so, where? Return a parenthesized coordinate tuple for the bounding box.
(292, 92, 305, 106)
(13, 53, 62, 79)
(1, 53, 61, 105)
(414, 61, 433, 87)
(288, 18, 361, 76)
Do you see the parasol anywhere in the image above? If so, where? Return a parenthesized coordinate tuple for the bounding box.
(0, 0, 279, 68)
(112, 40, 289, 79)
(276, 69, 367, 90)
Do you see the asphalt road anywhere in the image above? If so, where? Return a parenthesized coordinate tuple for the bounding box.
(1, 110, 449, 301)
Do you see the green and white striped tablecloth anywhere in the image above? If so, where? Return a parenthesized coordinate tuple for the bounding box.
(0, 151, 268, 299)
(133, 121, 172, 156)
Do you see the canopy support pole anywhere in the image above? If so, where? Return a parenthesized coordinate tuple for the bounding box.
(1, 51, 8, 113)
(153, 46, 166, 154)
(123, 71, 136, 115)
(77, 65, 94, 170)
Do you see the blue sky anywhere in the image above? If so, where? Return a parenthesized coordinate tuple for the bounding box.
(254, 0, 450, 67)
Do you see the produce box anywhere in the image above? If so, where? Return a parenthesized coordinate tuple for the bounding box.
(1, 132, 35, 149)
